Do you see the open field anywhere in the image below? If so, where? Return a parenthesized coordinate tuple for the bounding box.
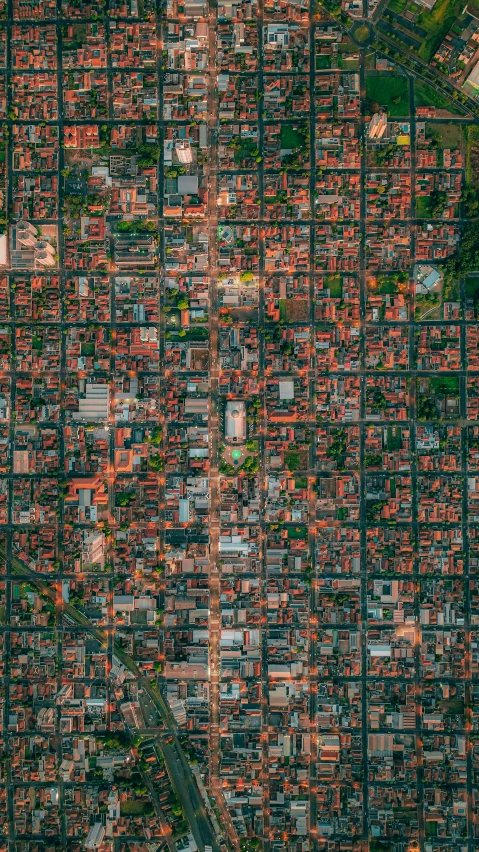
(426, 122, 463, 150)
(280, 124, 305, 149)
(366, 75, 409, 116)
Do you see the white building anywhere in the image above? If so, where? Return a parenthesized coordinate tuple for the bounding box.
(81, 530, 106, 570)
(73, 383, 110, 421)
(225, 400, 246, 443)
(85, 823, 105, 850)
(266, 24, 289, 47)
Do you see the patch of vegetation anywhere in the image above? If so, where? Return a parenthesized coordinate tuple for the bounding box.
(280, 124, 309, 170)
(427, 121, 462, 150)
(280, 124, 305, 149)
(240, 455, 259, 477)
(102, 731, 130, 750)
(466, 276, 479, 307)
(326, 428, 348, 470)
(444, 222, 479, 282)
(415, 0, 464, 64)
(366, 75, 409, 117)
(354, 24, 370, 43)
(316, 54, 332, 70)
(430, 376, 459, 395)
(416, 190, 448, 218)
(116, 219, 157, 234)
(240, 838, 262, 851)
(387, 0, 408, 11)
(120, 800, 154, 816)
(365, 453, 382, 467)
(115, 491, 136, 508)
(466, 126, 479, 212)
(366, 500, 387, 523)
(440, 698, 464, 715)
(370, 841, 393, 852)
(279, 298, 309, 321)
(462, 185, 479, 217)
(414, 80, 463, 114)
(368, 389, 388, 412)
(81, 343, 95, 357)
(136, 143, 160, 168)
(287, 525, 307, 539)
(415, 291, 440, 320)
(231, 136, 261, 166)
(149, 453, 163, 471)
(417, 393, 436, 420)
(326, 275, 342, 298)
(387, 427, 403, 451)
(285, 450, 302, 471)
(147, 426, 162, 446)
(375, 272, 407, 295)
(418, 376, 458, 419)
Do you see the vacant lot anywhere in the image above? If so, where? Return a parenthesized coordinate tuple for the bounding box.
(280, 124, 306, 150)
(285, 449, 309, 471)
(366, 75, 409, 116)
(279, 298, 309, 321)
(426, 121, 462, 150)
(466, 276, 479, 305)
(325, 275, 342, 298)
(120, 801, 150, 816)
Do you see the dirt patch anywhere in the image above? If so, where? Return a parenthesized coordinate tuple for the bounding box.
(190, 348, 209, 371)
(280, 299, 309, 321)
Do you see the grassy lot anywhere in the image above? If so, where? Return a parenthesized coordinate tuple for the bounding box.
(340, 54, 359, 70)
(285, 449, 309, 470)
(426, 121, 462, 150)
(325, 274, 342, 298)
(414, 80, 463, 114)
(388, 0, 408, 10)
(416, 196, 433, 217)
(387, 426, 403, 451)
(120, 801, 150, 816)
(287, 525, 308, 539)
(430, 375, 459, 395)
(280, 124, 305, 149)
(366, 75, 409, 116)
(374, 275, 399, 295)
(316, 55, 331, 70)
(465, 276, 479, 303)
